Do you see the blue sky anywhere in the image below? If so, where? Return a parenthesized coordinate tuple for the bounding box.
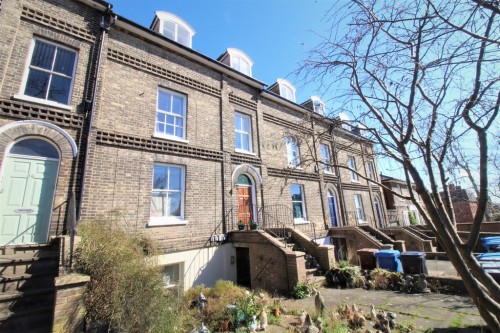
(108, 0, 334, 103)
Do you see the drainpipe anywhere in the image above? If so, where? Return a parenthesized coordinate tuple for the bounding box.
(78, 5, 116, 220)
(329, 123, 348, 226)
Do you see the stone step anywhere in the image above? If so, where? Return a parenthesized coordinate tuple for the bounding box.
(0, 252, 59, 276)
(0, 287, 55, 312)
(0, 303, 53, 333)
(305, 268, 317, 276)
(0, 243, 56, 256)
(0, 273, 55, 293)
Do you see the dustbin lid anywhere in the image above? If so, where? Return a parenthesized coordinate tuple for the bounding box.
(357, 248, 379, 254)
(374, 249, 400, 257)
(482, 239, 500, 245)
(477, 253, 500, 261)
(400, 251, 426, 257)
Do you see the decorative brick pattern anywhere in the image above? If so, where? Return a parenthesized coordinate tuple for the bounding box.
(0, 99, 83, 129)
(96, 130, 224, 161)
(231, 153, 261, 165)
(263, 112, 313, 134)
(229, 92, 257, 111)
(267, 167, 320, 181)
(21, 6, 95, 42)
(107, 48, 222, 97)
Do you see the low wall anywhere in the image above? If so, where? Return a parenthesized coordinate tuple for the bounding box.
(290, 228, 335, 272)
(382, 228, 434, 252)
(52, 273, 90, 333)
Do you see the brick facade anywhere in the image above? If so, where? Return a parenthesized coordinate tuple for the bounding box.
(0, 0, 388, 291)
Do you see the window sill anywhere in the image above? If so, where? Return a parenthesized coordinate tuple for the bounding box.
(235, 149, 256, 156)
(147, 219, 188, 227)
(293, 219, 310, 225)
(324, 171, 335, 175)
(350, 179, 360, 183)
(12, 94, 73, 111)
(288, 166, 303, 170)
(153, 133, 189, 144)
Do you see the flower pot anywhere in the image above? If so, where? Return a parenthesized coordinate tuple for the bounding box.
(238, 224, 247, 231)
(250, 224, 259, 230)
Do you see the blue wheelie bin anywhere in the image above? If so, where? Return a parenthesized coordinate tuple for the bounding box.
(476, 252, 500, 282)
(399, 251, 428, 275)
(374, 249, 402, 272)
(481, 237, 500, 252)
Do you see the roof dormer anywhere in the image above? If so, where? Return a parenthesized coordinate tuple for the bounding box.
(268, 79, 296, 102)
(301, 96, 326, 115)
(151, 11, 196, 48)
(218, 48, 254, 77)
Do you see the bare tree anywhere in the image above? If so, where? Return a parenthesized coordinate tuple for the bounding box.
(298, 0, 500, 330)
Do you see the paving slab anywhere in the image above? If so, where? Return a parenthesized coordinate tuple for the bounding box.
(267, 288, 485, 332)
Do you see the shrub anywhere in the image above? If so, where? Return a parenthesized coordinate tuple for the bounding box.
(291, 281, 314, 299)
(74, 212, 191, 332)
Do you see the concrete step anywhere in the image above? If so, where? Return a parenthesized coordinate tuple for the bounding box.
(0, 287, 55, 312)
(0, 252, 59, 276)
(0, 243, 56, 256)
(0, 303, 53, 333)
(305, 268, 318, 276)
(0, 273, 55, 293)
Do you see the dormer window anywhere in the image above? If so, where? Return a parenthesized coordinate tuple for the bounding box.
(338, 112, 351, 131)
(277, 79, 296, 102)
(151, 11, 195, 48)
(311, 96, 326, 115)
(217, 48, 253, 77)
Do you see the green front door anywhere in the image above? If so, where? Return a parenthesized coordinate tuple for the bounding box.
(0, 156, 58, 245)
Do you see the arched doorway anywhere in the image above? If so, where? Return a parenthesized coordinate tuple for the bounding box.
(236, 174, 254, 228)
(374, 195, 385, 228)
(327, 190, 339, 227)
(0, 138, 60, 245)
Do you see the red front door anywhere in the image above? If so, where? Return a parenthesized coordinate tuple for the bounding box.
(237, 186, 253, 227)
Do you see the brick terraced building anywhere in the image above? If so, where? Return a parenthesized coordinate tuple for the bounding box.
(0, 0, 389, 293)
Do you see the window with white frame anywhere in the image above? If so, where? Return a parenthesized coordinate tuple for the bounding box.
(320, 143, 332, 173)
(162, 263, 182, 288)
(234, 113, 252, 153)
(291, 184, 307, 222)
(354, 194, 366, 223)
(367, 161, 376, 180)
(155, 12, 195, 48)
(277, 79, 296, 102)
(347, 156, 358, 181)
(311, 96, 326, 116)
(22, 39, 77, 105)
(150, 164, 185, 224)
(286, 136, 300, 167)
(156, 89, 186, 140)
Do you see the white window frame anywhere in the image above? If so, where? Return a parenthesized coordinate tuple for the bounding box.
(18, 38, 78, 108)
(234, 113, 253, 153)
(149, 164, 187, 226)
(320, 143, 333, 173)
(162, 262, 183, 288)
(155, 12, 195, 48)
(347, 156, 359, 181)
(155, 88, 187, 142)
(286, 136, 301, 168)
(311, 96, 326, 116)
(367, 161, 376, 180)
(277, 79, 296, 102)
(354, 194, 366, 223)
(291, 184, 308, 224)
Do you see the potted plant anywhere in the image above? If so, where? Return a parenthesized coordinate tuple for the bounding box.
(249, 220, 259, 230)
(237, 220, 247, 230)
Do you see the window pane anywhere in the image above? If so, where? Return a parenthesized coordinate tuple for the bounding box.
(293, 202, 304, 218)
(150, 193, 166, 217)
(157, 113, 166, 123)
(31, 41, 55, 69)
(234, 114, 241, 131)
(241, 115, 250, 131)
(163, 21, 176, 40)
(175, 117, 183, 127)
(10, 139, 59, 158)
(168, 192, 181, 216)
(235, 133, 242, 149)
(241, 134, 250, 151)
(175, 127, 183, 138)
(24, 69, 50, 99)
(166, 115, 175, 125)
(166, 125, 175, 136)
(168, 167, 182, 190)
(54, 48, 76, 76)
(158, 91, 171, 111)
(153, 165, 168, 189)
(162, 264, 180, 286)
(172, 95, 184, 115)
(290, 185, 302, 201)
(157, 123, 165, 133)
(48, 75, 71, 104)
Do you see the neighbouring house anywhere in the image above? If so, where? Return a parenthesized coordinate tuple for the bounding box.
(0, 0, 389, 295)
(440, 184, 478, 224)
(381, 175, 424, 226)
